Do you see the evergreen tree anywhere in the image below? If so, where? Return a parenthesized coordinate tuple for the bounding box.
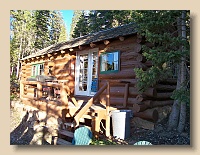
(72, 12, 89, 38)
(49, 11, 64, 44)
(69, 10, 83, 39)
(33, 10, 51, 50)
(132, 10, 190, 132)
(10, 10, 36, 79)
(10, 10, 66, 79)
(70, 10, 134, 38)
(58, 22, 67, 42)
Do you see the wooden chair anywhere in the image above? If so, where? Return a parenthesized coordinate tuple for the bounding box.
(134, 141, 152, 145)
(72, 126, 93, 145)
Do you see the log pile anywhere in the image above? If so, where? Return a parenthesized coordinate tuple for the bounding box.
(129, 79, 177, 130)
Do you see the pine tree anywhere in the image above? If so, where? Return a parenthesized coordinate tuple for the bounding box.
(132, 10, 190, 132)
(70, 10, 134, 38)
(49, 11, 64, 44)
(72, 12, 89, 38)
(10, 10, 66, 79)
(10, 10, 36, 79)
(69, 10, 83, 39)
(33, 10, 51, 50)
(58, 22, 67, 42)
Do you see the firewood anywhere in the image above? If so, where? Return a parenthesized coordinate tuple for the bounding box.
(131, 117, 155, 130)
(134, 109, 159, 122)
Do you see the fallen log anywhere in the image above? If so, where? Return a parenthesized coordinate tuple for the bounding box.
(134, 108, 159, 122)
(131, 100, 152, 113)
(131, 117, 155, 130)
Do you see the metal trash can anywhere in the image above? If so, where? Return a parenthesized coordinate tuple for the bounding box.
(111, 110, 133, 140)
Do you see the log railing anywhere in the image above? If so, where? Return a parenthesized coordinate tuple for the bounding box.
(20, 80, 79, 107)
(73, 82, 111, 136)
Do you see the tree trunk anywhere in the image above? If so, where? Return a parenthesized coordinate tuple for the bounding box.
(168, 99, 180, 130)
(16, 33, 23, 80)
(168, 54, 181, 130)
(168, 11, 188, 132)
(177, 11, 187, 133)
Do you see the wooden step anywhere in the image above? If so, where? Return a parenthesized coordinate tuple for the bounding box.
(64, 122, 75, 128)
(53, 137, 72, 145)
(58, 129, 74, 138)
(82, 114, 95, 119)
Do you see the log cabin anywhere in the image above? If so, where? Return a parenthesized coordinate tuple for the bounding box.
(19, 23, 177, 141)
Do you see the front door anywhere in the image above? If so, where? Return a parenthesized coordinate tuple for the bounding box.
(75, 48, 98, 96)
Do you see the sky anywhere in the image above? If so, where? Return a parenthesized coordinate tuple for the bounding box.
(60, 10, 74, 40)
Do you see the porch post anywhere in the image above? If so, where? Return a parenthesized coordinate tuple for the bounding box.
(106, 81, 110, 137)
(37, 82, 43, 99)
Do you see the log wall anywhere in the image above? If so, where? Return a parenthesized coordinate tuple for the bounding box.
(20, 34, 177, 128)
(97, 35, 177, 126)
(20, 50, 76, 95)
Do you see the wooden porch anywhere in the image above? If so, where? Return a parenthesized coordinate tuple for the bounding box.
(19, 80, 129, 139)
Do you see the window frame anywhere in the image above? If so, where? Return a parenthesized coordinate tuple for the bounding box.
(31, 63, 44, 77)
(100, 50, 120, 74)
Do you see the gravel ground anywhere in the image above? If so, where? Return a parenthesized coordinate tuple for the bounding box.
(10, 104, 190, 145)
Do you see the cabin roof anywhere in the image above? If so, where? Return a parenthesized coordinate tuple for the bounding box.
(21, 23, 137, 60)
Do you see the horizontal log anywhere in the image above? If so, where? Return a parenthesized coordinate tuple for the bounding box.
(99, 84, 156, 98)
(121, 53, 145, 62)
(106, 41, 141, 53)
(56, 75, 74, 81)
(54, 62, 71, 69)
(54, 69, 70, 75)
(99, 69, 136, 79)
(144, 61, 153, 67)
(151, 100, 174, 108)
(99, 79, 138, 85)
(131, 101, 153, 113)
(54, 57, 71, 64)
(156, 92, 173, 99)
(131, 117, 155, 130)
(100, 96, 140, 106)
(134, 108, 159, 122)
(156, 84, 176, 91)
(21, 66, 26, 70)
(121, 51, 142, 58)
(158, 78, 177, 85)
(121, 61, 148, 70)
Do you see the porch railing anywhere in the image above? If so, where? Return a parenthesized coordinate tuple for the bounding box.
(73, 81, 111, 137)
(20, 80, 79, 107)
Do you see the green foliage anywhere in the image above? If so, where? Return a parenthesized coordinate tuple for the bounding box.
(58, 22, 67, 42)
(69, 10, 83, 39)
(10, 74, 20, 101)
(171, 88, 190, 104)
(10, 10, 66, 78)
(132, 10, 190, 92)
(72, 12, 89, 38)
(134, 66, 171, 92)
(71, 10, 134, 38)
(90, 137, 117, 145)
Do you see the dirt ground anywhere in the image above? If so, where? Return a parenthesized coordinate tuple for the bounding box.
(10, 101, 190, 145)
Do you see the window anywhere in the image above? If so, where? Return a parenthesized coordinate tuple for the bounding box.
(100, 51, 120, 74)
(31, 63, 44, 77)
